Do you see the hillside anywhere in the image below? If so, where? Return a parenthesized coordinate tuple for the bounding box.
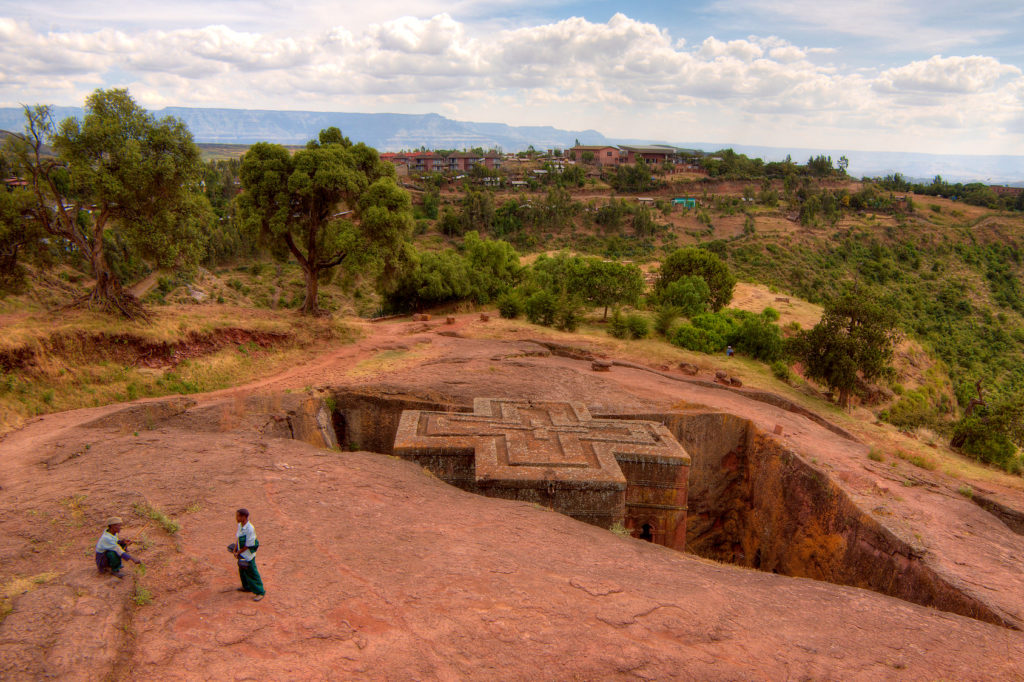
(0, 107, 610, 152)
(2, 317, 1023, 679)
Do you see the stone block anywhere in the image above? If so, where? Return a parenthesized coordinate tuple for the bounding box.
(393, 399, 691, 550)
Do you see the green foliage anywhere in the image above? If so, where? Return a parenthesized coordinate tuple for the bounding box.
(7, 90, 211, 312)
(595, 199, 629, 231)
(771, 361, 793, 383)
(660, 275, 711, 318)
(654, 305, 682, 336)
(438, 208, 462, 236)
(459, 188, 495, 234)
(554, 298, 584, 332)
(879, 389, 937, 429)
(497, 291, 524, 319)
(608, 308, 630, 339)
(790, 288, 898, 407)
(607, 308, 648, 340)
(624, 314, 649, 339)
(529, 253, 643, 319)
(633, 205, 656, 236)
(670, 309, 783, 361)
(951, 397, 1024, 472)
(657, 247, 736, 311)
(525, 290, 558, 326)
(0, 186, 46, 293)
(609, 160, 657, 193)
(671, 323, 722, 354)
(238, 127, 413, 314)
(386, 232, 521, 312)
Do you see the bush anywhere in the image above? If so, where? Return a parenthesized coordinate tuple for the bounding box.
(656, 247, 736, 311)
(661, 276, 711, 318)
(654, 305, 682, 336)
(952, 416, 1020, 471)
(733, 312, 784, 362)
(555, 298, 584, 332)
(525, 290, 558, 326)
(625, 314, 649, 339)
(608, 309, 630, 339)
(671, 324, 724, 354)
(879, 390, 936, 429)
(497, 292, 523, 319)
(771, 361, 792, 383)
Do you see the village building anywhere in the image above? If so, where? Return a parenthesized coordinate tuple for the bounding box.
(618, 145, 682, 166)
(567, 145, 623, 167)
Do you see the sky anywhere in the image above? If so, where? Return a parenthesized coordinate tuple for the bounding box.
(1, 0, 1022, 155)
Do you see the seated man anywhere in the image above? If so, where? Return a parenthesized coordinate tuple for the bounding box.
(95, 516, 141, 578)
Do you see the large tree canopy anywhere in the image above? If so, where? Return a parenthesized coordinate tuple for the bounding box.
(238, 128, 414, 315)
(529, 253, 644, 319)
(656, 247, 736, 311)
(6, 89, 209, 317)
(791, 288, 898, 408)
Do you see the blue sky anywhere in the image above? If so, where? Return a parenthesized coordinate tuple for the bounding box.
(1, 0, 1022, 154)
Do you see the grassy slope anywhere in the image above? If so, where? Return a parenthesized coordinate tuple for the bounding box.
(0, 267, 360, 434)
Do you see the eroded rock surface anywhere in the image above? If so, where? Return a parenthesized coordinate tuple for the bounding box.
(1, 316, 1023, 679)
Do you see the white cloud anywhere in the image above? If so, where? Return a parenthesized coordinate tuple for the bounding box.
(874, 55, 1020, 94)
(0, 11, 1021, 154)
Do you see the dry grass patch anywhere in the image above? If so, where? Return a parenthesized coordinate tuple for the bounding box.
(0, 307, 359, 435)
(0, 571, 60, 623)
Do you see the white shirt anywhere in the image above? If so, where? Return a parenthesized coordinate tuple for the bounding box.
(96, 530, 122, 554)
(237, 521, 257, 560)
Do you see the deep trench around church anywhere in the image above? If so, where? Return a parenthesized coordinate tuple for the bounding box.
(316, 389, 1013, 629)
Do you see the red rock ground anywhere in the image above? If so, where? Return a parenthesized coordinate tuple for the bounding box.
(1, 315, 1023, 680)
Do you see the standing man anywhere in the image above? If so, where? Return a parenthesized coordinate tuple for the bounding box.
(228, 508, 265, 601)
(95, 517, 142, 578)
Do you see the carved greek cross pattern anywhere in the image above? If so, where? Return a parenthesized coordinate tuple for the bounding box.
(394, 398, 687, 486)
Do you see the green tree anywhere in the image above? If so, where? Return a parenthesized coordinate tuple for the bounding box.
(0, 185, 45, 292)
(8, 90, 210, 317)
(656, 247, 736, 311)
(460, 188, 495, 234)
(661, 275, 711, 317)
(238, 128, 413, 315)
(584, 259, 645, 319)
(791, 289, 898, 407)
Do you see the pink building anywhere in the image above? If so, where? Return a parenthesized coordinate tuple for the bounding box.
(568, 145, 622, 167)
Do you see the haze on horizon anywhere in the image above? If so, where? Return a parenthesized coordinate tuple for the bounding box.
(1, 0, 1022, 157)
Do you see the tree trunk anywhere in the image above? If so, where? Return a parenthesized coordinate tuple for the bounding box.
(299, 264, 322, 316)
(603, 305, 609, 320)
(838, 388, 851, 409)
(81, 230, 148, 319)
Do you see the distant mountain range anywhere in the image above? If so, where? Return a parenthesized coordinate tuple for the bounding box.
(1, 106, 1021, 184)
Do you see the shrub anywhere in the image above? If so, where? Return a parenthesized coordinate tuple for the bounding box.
(952, 416, 1018, 471)
(879, 390, 936, 429)
(624, 314, 649, 339)
(525, 290, 558, 326)
(770, 361, 792, 383)
(671, 324, 724, 354)
(555, 298, 584, 332)
(733, 312, 784, 361)
(661, 276, 711, 318)
(656, 247, 736, 311)
(654, 305, 682, 336)
(608, 309, 630, 339)
(497, 292, 523, 319)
